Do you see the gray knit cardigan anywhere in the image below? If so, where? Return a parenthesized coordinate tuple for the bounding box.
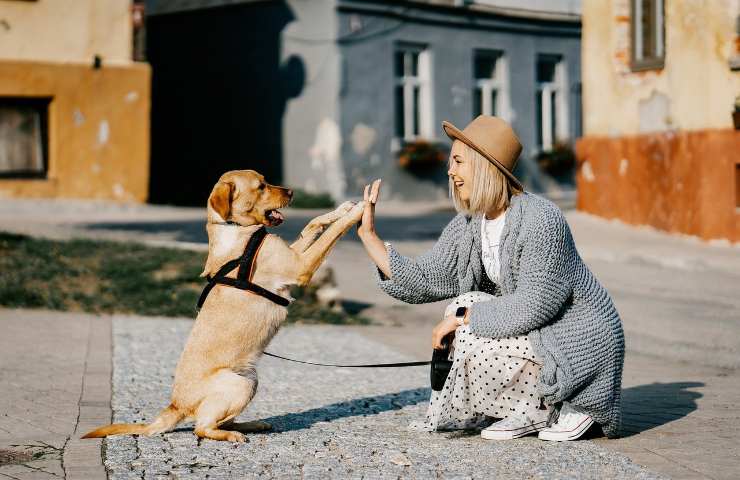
(377, 192, 624, 438)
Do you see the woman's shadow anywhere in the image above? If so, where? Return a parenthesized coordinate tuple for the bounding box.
(618, 381, 703, 437)
(254, 381, 703, 437)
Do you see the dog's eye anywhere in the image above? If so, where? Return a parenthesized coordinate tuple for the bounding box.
(258, 183, 265, 190)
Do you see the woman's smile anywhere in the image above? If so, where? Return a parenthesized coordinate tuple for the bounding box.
(448, 140, 475, 201)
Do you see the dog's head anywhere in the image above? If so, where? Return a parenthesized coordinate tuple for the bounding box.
(206, 170, 293, 227)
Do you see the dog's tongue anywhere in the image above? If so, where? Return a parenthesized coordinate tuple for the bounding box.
(268, 210, 284, 226)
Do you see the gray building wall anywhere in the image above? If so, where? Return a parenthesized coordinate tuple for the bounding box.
(145, 0, 581, 203)
(335, 1, 581, 200)
(281, 0, 346, 201)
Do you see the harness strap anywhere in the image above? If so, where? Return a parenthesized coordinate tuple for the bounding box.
(237, 226, 265, 282)
(197, 226, 290, 310)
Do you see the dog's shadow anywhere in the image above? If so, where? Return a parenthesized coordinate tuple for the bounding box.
(171, 387, 430, 435)
(259, 387, 430, 433)
(619, 381, 703, 437)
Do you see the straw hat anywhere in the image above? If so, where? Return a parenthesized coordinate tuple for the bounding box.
(442, 115, 523, 190)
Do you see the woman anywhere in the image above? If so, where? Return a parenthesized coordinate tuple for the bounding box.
(357, 116, 624, 441)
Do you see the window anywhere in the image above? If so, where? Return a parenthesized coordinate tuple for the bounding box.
(631, 0, 665, 71)
(0, 98, 50, 178)
(473, 50, 509, 120)
(394, 44, 432, 141)
(535, 54, 568, 151)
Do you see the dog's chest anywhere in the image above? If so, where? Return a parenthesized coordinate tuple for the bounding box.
(264, 279, 295, 303)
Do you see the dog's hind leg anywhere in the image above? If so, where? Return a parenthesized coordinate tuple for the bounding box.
(221, 368, 272, 433)
(193, 370, 257, 443)
(194, 409, 246, 443)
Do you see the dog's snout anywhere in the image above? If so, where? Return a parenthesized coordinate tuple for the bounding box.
(286, 189, 293, 198)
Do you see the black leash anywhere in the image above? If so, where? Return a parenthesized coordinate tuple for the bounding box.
(263, 351, 430, 368)
(197, 226, 290, 310)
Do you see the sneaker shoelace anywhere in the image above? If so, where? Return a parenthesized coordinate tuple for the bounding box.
(489, 416, 541, 431)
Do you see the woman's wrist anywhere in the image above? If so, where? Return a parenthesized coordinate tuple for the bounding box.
(358, 227, 377, 238)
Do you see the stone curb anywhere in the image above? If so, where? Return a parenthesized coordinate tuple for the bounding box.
(63, 316, 112, 480)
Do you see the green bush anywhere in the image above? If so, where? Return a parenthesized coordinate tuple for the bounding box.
(289, 189, 335, 209)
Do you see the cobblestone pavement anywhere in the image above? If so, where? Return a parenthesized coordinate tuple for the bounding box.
(105, 317, 661, 480)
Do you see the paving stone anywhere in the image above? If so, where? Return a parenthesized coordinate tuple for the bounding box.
(104, 317, 662, 479)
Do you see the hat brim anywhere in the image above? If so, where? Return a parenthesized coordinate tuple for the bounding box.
(442, 120, 523, 191)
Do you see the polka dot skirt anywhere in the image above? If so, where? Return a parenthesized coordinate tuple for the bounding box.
(411, 291, 551, 432)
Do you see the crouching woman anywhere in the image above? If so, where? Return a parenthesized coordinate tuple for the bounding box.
(357, 116, 624, 440)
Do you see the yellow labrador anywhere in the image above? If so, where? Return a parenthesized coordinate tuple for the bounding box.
(83, 170, 364, 442)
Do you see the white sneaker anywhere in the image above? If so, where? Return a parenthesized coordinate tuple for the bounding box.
(538, 403, 594, 441)
(481, 416, 548, 440)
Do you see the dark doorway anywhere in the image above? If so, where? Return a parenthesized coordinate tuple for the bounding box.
(146, 1, 304, 205)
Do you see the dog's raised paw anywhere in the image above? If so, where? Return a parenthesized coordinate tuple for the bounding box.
(337, 201, 356, 213)
(348, 201, 365, 221)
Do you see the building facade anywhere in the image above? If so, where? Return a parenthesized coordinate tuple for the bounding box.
(577, 0, 740, 242)
(285, 0, 582, 201)
(0, 0, 151, 202)
(144, 0, 581, 204)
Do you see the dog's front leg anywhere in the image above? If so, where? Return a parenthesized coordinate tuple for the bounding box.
(295, 201, 365, 285)
(290, 201, 356, 253)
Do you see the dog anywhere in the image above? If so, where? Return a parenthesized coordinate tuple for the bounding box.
(82, 170, 365, 442)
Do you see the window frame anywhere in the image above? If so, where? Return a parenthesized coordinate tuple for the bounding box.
(0, 97, 51, 179)
(394, 43, 433, 142)
(535, 54, 568, 152)
(630, 0, 665, 72)
(472, 49, 510, 121)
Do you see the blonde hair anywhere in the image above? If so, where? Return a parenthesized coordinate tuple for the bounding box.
(449, 142, 522, 216)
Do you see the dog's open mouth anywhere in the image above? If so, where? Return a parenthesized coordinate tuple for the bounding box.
(266, 209, 284, 226)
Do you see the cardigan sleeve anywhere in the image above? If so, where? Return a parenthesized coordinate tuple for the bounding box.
(468, 205, 573, 337)
(374, 214, 463, 304)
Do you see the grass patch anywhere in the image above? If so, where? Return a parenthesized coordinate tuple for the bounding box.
(0, 232, 369, 324)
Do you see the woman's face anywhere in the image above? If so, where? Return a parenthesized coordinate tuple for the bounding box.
(448, 140, 475, 202)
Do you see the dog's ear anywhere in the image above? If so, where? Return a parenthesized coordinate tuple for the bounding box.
(208, 181, 234, 222)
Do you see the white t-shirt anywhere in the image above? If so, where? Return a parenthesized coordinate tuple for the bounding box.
(481, 209, 507, 283)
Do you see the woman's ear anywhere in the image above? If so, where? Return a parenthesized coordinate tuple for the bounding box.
(208, 181, 233, 222)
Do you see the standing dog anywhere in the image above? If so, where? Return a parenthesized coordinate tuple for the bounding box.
(83, 170, 365, 442)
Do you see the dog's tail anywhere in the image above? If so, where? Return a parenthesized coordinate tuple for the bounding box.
(81, 404, 184, 439)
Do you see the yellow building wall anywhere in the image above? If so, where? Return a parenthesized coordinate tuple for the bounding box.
(0, 61, 151, 202)
(0, 0, 132, 64)
(581, 0, 740, 136)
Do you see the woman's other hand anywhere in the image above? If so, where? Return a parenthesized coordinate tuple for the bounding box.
(432, 314, 460, 350)
(357, 179, 381, 239)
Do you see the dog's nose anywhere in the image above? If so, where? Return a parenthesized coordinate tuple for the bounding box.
(286, 189, 293, 198)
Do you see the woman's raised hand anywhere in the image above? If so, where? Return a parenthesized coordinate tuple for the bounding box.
(357, 179, 381, 239)
(356, 179, 391, 278)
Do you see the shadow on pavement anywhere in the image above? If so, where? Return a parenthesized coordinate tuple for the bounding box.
(619, 381, 703, 437)
(84, 220, 209, 244)
(256, 387, 430, 433)
(83, 211, 456, 245)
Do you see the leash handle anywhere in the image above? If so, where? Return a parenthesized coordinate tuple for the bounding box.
(262, 351, 430, 368)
